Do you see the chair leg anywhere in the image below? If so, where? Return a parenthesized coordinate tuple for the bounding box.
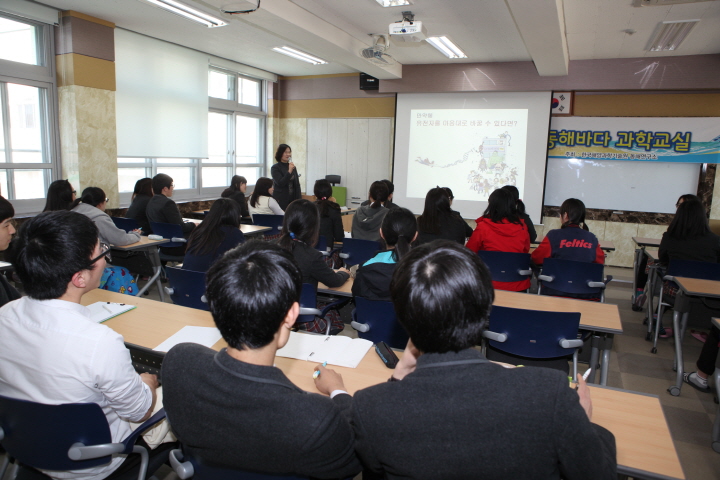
(0, 454, 10, 480)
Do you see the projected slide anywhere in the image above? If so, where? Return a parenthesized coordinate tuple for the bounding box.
(407, 109, 528, 201)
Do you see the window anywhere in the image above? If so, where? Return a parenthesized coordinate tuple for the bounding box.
(0, 12, 58, 213)
(117, 66, 266, 205)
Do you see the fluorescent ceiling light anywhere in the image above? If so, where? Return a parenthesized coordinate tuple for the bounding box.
(142, 0, 227, 28)
(647, 20, 699, 51)
(272, 46, 328, 65)
(375, 0, 413, 7)
(426, 36, 467, 59)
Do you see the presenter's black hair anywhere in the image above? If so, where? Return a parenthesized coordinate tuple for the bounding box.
(368, 181, 389, 209)
(560, 198, 589, 231)
(186, 198, 243, 256)
(381, 208, 416, 262)
(391, 240, 494, 353)
(206, 241, 302, 350)
(418, 187, 453, 235)
(73, 187, 106, 209)
(132, 178, 153, 201)
(483, 189, 520, 225)
(221, 175, 247, 198)
(501, 185, 526, 215)
(278, 199, 320, 251)
(43, 179, 75, 212)
(274, 144, 291, 163)
(250, 177, 274, 208)
(7, 211, 99, 300)
(314, 179, 339, 218)
(667, 199, 710, 240)
(0, 195, 14, 223)
(152, 173, 173, 195)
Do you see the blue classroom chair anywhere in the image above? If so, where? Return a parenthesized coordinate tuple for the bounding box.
(165, 266, 209, 311)
(477, 251, 532, 292)
(251, 214, 284, 236)
(338, 238, 381, 267)
(537, 258, 608, 302)
(297, 283, 350, 335)
(351, 297, 409, 349)
(111, 216, 141, 233)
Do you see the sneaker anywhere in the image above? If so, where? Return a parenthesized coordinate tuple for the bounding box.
(634, 292, 647, 308)
(659, 327, 673, 338)
(683, 372, 711, 393)
(690, 330, 708, 343)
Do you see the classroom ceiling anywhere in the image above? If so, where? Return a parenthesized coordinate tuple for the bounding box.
(36, 0, 720, 79)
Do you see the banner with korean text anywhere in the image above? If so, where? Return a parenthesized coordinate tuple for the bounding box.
(548, 117, 720, 163)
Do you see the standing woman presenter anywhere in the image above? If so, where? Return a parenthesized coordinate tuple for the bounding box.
(271, 144, 301, 211)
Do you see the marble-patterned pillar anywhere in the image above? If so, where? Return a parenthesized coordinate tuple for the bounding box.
(55, 11, 119, 206)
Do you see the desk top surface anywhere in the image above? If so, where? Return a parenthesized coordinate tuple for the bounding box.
(633, 237, 662, 247)
(83, 289, 678, 480)
(599, 240, 615, 251)
(110, 236, 168, 251)
(673, 277, 720, 298)
(319, 278, 622, 334)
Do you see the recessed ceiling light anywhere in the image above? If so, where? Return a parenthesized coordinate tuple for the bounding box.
(141, 0, 227, 27)
(272, 46, 328, 65)
(375, 0, 413, 7)
(426, 36, 467, 59)
(647, 20, 699, 51)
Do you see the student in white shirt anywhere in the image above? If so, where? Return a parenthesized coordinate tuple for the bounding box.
(249, 177, 284, 218)
(0, 211, 174, 480)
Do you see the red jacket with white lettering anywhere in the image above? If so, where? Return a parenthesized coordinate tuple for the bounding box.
(531, 224, 605, 266)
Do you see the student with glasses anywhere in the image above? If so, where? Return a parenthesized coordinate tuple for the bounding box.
(72, 187, 141, 295)
(0, 211, 176, 479)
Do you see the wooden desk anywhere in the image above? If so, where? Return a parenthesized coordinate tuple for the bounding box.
(319, 278, 622, 385)
(633, 237, 662, 248)
(110, 237, 169, 299)
(667, 277, 720, 397)
(182, 218, 271, 236)
(600, 240, 615, 252)
(83, 289, 681, 480)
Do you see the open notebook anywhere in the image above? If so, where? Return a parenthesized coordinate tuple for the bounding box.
(276, 331, 373, 368)
(87, 302, 136, 323)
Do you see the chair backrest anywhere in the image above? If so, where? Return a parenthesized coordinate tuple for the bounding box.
(539, 258, 604, 295)
(172, 450, 308, 480)
(477, 251, 532, 283)
(0, 395, 111, 470)
(111, 216, 140, 233)
(340, 238, 381, 267)
(486, 305, 581, 359)
(297, 283, 318, 325)
(666, 259, 720, 281)
(252, 214, 284, 234)
(166, 267, 209, 310)
(315, 235, 328, 253)
(150, 222, 186, 248)
(353, 297, 408, 349)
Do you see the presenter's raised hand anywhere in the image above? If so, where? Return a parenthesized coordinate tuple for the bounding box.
(288, 162, 296, 173)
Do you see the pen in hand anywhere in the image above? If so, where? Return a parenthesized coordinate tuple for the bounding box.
(313, 361, 328, 379)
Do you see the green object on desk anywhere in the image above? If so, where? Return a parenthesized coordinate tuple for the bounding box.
(332, 186, 347, 207)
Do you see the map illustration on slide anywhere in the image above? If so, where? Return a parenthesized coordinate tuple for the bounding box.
(407, 108, 528, 202)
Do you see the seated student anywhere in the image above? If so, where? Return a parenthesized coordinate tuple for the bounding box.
(125, 177, 154, 232)
(441, 186, 474, 239)
(0, 211, 173, 479)
(161, 242, 361, 479)
(182, 198, 245, 272)
(415, 187, 471, 246)
(249, 177, 284, 218)
(146, 173, 196, 255)
(72, 187, 142, 294)
(42, 179, 76, 212)
(352, 181, 389, 242)
(466, 188, 530, 291)
(352, 207, 417, 301)
(278, 199, 350, 335)
(361, 179, 400, 210)
(0, 196, 20, 307)
(502, 184, 537, 243)
(314, 179, 344, 246)
(315, 241, 617, 480)
(221, 175, 250, 220)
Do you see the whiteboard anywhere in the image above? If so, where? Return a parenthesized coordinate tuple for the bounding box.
(544, 158, 700, 214)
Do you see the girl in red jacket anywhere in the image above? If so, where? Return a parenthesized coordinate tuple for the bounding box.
(466, 188, 530, 291)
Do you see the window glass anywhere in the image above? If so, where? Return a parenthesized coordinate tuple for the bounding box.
(202, 166, 229, 188)
(236, 166, 260, 186)
(157, 158, 194, 164)
(118, 167, 149, 192)
(157, 166, 194, 189)
(0, 18, 38, 65)
(240, 78, 260, 107)
(236, 115, 259, 164)
(13, 169, 45, 199)
(208, 70, 232, 100)
(7, 83, 44, 163)
(208, 112, 228, 163)
(0, 170, 8, 197)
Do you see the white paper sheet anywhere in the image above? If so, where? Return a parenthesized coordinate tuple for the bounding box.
(276, 331, 373, 368)
(154, 326, 222, 353)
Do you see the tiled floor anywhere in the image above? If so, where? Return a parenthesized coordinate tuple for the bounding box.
(2, 266, 719, 479)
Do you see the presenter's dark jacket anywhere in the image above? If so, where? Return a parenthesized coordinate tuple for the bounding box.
(145, 194, 196, 235)
(531, 225, 605, 266)
(125, 194, 152, 233)
(352, 348, 616, 480)
(658, 230, 720, 264)
(271, 161, 301, 211)
(415, 212, 473, 246)
(162, 344, 361, 479)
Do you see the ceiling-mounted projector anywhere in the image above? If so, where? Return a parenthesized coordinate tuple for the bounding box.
(389, 20, 427, 42)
